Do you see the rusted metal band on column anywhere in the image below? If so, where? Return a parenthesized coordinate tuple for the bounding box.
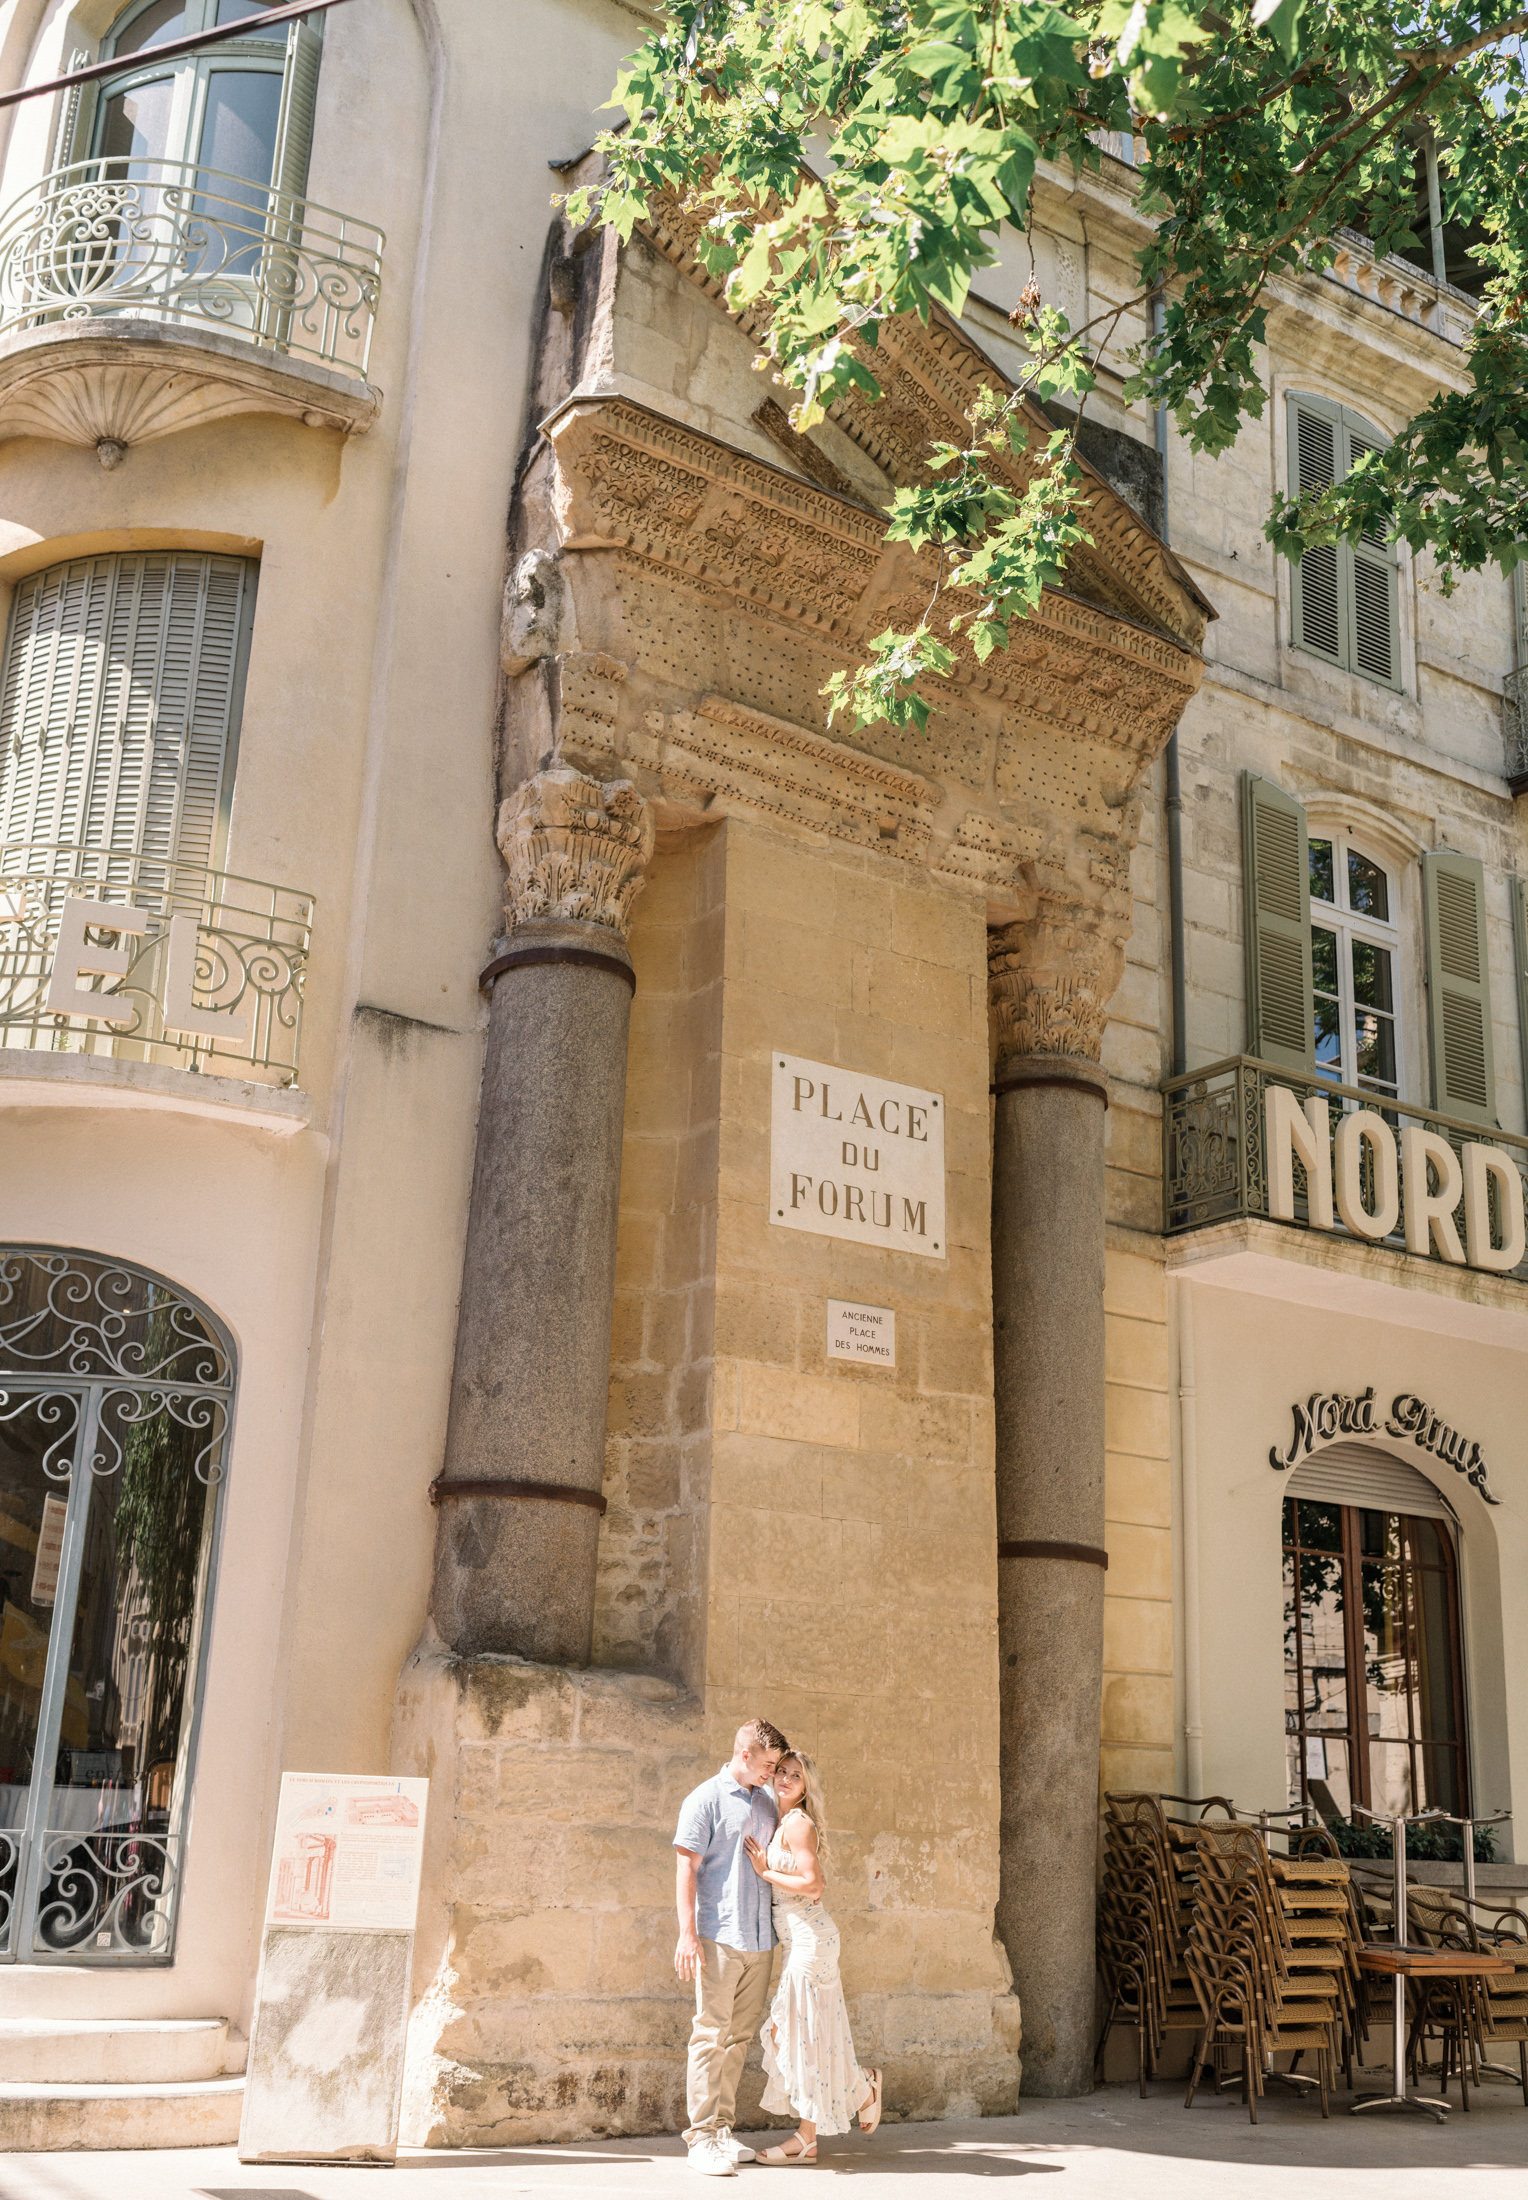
(997, 1538, 1109, 1570)
(429, 1475, 608, 1514)
(991, 1063, 1109, 1108)
(479, 944, 636, 994)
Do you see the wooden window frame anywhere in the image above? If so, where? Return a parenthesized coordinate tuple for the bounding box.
(1284, 1497, 1470, 1822)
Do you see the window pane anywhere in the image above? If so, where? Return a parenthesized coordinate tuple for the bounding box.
(1312, 925, 1339, 994)
(99, 76, 177, 164)
(1368, 1741, 1414, 1819)
(0, 1399, 83, 1827)
(1295, 1499, 1343, 1553)
(1355, 1010, 1397, 1089)
(1348, 850, 1390, 919)
(1418, 1744, 1462, 1817)
(196, 68, 281, 189)
(34, 1390, 211, 1955)
(1315, 993, 1342, 1070)
(1350, 939, 1394, 1012)
(114, 1, 189, 55)
(217, 0, 273, 19)
(1310, 838, 1336, 904)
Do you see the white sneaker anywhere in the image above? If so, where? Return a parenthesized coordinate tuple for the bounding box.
(719, 2128, 757, 2164)
(690, 2137, 738, 2176)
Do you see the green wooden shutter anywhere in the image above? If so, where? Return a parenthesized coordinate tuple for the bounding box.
(1511, 873, 1528, 1120)
(1423, 848, 1497, 1125)
(1345, 417, 1400, 688)
(0, 552, 256, 874)
(1243, 772, 1314, 1071)
(1289, 396, 1343, 667)
(272, 19, 323, 204)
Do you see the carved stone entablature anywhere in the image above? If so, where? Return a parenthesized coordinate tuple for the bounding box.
(638, 696, 938, 857)
(542, 395, 1203, 739)
(550, 398, 886, 640)
(497, 768, 655, 939)
(637, 189, 1212, 654)
(0, 320, 379, 460)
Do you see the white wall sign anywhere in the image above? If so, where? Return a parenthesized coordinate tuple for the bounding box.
(770, 1053, 946, 1259)
(264, 1771, 429, 1932)
(827, 1299, 896, 1367)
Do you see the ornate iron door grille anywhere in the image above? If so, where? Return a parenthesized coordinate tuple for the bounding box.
(0, 1247, 234, 1965)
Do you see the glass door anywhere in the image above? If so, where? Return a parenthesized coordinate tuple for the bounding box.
(59, 0, 304, 335)
(0, 1249, 233, 1964)
(1283, 1494, 1469, 1827)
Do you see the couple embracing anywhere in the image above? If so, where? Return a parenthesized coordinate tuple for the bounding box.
(673, 1718, 883, 2173)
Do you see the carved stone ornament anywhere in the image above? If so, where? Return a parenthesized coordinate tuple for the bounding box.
(987, 827, 1137, 1065)
(497, 768, 655, 938)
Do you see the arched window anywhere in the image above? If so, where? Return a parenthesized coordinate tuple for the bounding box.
(1287, 393, 1401, 691)
(1283, 1478, 1467, 1829)
(1307, 827, 1402, 1101)
(0, 1248, 234, 1964)
(66, 1, 322, 211)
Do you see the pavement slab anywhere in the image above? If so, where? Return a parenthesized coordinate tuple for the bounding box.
(0, 2089, 1525, 2200)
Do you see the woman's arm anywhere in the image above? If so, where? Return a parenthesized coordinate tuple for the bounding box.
(744, 1816, 826, 1899)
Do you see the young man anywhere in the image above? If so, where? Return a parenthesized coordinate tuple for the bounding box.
(673, 1718, 790, 2175)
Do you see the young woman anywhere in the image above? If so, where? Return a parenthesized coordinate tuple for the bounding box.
(742, 1751, 883, 2164)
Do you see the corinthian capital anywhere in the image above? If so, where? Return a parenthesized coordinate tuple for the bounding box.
(497, 768, 655, 938)
(988, 920, 1125, 1067)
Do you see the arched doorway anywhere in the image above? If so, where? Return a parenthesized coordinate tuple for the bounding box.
(0, 1247, 234, 1963)
(1282, 1444, 1468, 1825)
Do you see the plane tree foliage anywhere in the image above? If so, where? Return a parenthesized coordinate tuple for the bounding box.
(565, 1, 1528, 729)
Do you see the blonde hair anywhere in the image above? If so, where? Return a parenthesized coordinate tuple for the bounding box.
(778, 1751, 832, 1868)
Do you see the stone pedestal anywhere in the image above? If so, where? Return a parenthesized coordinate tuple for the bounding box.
(989, 914, 1120, 2099)
(429, 770, 654, 1663)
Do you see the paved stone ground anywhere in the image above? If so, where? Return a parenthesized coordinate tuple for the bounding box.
(1, 2089, 1525, 2200)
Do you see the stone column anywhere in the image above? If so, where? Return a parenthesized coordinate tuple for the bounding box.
(988, 906, 1122, 2097)
(429, 767, 654, 1663)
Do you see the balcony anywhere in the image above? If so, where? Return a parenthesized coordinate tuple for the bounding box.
(0, 159, 384, 458)
(0, 842, 312, 1125)
(1163, 1055, 1528, 1285)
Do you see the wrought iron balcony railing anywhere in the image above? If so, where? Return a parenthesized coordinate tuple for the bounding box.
(0, 158, 384, 377)
(0, 842, 312, 1085)
(1163, 1054, 1528, 1283)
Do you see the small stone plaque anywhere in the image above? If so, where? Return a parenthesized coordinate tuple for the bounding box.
(770, 1052, 946, 1259)
(827, 1300, 896, 1367)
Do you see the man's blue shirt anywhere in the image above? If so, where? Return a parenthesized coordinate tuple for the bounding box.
(673, 1766, 779, 1952)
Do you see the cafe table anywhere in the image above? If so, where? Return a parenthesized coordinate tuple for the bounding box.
(1353, 1946, 1514, 2120)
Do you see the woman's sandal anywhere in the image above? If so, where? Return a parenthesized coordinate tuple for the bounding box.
(858, 2069, 883, 2137)
(757, 2136, 817, 2166)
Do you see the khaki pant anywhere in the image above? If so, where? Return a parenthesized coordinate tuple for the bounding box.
(684, 1936, 774, 2143)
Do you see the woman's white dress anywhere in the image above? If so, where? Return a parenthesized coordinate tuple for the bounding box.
(759, 1808, 874, 2136)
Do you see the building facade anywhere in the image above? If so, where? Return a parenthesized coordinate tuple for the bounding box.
(0, 0, 1522, 2154)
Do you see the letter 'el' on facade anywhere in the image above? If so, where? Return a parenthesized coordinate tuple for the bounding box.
(1266, 1085, 1333, 1228)
(770, 1051, 946, 1258)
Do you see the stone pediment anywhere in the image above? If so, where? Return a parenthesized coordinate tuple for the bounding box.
(511, 390, 1205, 945)
(636, 190, 1212, 652)
(543, 392, 1201, 771)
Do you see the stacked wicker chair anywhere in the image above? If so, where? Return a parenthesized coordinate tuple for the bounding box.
(1184, 1824, 1343, 2120)
(1095, 1793, 1211, 2092)
(1406, 1883, 1528, 2105)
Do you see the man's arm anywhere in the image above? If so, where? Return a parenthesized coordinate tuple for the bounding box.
(674, 1847, 702, 1981)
